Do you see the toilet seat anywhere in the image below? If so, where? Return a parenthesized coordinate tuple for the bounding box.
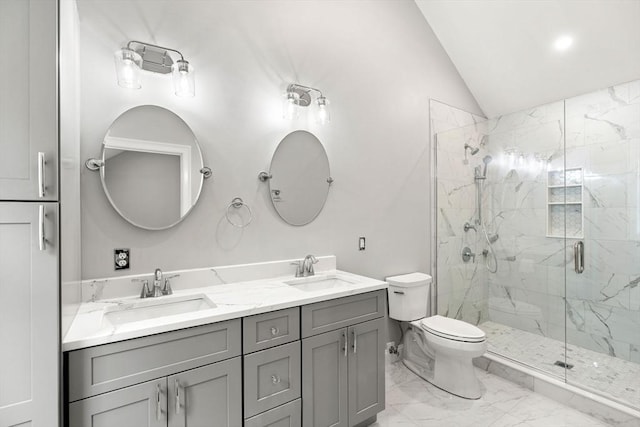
(419, 315, 485, 343)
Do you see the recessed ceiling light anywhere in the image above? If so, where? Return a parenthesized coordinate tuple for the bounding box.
(553, 35, 573, 51)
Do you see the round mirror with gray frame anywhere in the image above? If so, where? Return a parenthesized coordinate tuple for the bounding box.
(98, 105, 206, 230)
(265, 130, 332, 226)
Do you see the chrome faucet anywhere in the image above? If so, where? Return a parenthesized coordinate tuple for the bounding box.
(302, 255, 318, 277)
(134, 268, 180, 298)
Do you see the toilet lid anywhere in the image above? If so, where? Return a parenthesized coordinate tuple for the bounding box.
(420, 315, 486, 343)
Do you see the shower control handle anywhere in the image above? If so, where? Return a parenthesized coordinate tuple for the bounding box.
(462, 247, 476, 263)
(574, 241, 584, 274)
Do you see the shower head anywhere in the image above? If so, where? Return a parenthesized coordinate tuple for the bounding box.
(482, 155, 492, 178)
(465, 143, 480, 155)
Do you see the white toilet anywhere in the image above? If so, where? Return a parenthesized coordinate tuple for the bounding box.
(386, 273, 487, 399)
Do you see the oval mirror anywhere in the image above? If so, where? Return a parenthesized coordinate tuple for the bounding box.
(100, 105, 204, 230)
(268, 130, 331, 226)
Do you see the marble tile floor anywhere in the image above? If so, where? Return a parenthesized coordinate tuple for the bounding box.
(480, 321, 640, 410)
(373, 360, 612, 427)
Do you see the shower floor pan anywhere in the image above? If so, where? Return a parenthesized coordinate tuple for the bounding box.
(479, 321, 640, 414)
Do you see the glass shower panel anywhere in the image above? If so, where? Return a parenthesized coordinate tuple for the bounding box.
(435, 102, 568, 380)
(564, 82, 640, 410)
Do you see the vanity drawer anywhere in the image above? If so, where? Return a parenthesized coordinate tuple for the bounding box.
(301, 290, 386, 337)
(243, 341, 301, 418)
(243, 307, 300, 354)
(68, 319, 241, 402)
(244, 399, 301, 427)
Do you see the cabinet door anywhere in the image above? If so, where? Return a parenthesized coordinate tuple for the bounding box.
(347, 318, 385, 426)
(0, 203, 58, 426)
(302, 329, 348, 427)
(68, 378, 166, 427)
(168, 357, 242, 427)
(0, 0, 58, 201)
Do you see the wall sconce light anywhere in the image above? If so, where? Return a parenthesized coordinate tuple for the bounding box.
(114, 40, 195, 97)
(283, 83, 331, 124)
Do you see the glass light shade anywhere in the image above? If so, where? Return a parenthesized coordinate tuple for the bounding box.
(316, 96, 331, 125)
(283, 91, 299, 120)
(114, 48, 143, 89)
(172, 60, 195, 97)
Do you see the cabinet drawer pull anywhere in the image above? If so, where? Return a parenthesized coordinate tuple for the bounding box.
(393, 290, 405, 295)
(38, 152, 46, 198)
(271, 375, 281, 384)
(175, 379, 181, 414)
(38, 205, 47, 251)
(156, 384, 162, 420)
(352, 330, 357, 354)
(342, 331, 347, 357)
(270, 326, 279, 336)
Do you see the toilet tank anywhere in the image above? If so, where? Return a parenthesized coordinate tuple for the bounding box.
(386, 272, 432, 321)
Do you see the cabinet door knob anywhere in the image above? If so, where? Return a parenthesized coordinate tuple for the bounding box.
(271, 375, 281, 384)
(270, 326, 279, 336)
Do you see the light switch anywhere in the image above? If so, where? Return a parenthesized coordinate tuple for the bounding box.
(359, 237, 366, 251)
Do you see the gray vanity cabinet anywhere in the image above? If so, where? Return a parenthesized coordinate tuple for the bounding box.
(301, 328, 349, 427)
(68, 378, 166, 427)
(68, 358, 242, 427)
(67, 321, 242, 427)
(347, 318, 385, 426)
(167, 358, 242, 427)
(301, 291, 387, 427)
(0, 0, 58, 201)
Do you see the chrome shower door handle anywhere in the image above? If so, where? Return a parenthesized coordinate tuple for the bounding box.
(574, 241, 584, 274)
(37, 152, 46, 198)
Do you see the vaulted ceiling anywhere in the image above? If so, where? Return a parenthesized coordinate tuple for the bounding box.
(416, 0, 640, 118)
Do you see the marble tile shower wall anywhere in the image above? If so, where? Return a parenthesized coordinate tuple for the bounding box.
(431, 100, 488, 325)
(435, 80, 640, 364)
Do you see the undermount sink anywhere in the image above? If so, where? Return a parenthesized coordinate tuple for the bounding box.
(102, 295, 216, 327)
(284, 274, 356, 292)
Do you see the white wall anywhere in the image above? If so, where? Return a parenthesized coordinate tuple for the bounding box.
(77, 0, 482, 280)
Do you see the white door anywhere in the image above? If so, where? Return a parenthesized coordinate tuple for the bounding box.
(0, 203, 58, 426)
(0, 0, 57, 201)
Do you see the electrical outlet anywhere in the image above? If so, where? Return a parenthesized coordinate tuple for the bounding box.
(359, 236, 366, 251)
(114, 249, 130, 270)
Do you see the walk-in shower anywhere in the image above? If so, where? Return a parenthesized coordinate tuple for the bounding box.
(434, 79, 640, 413)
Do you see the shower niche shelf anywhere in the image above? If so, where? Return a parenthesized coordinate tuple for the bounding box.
(547, 168, 583, 238)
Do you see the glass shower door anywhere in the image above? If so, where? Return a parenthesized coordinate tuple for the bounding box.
(563, 85, 640, 410)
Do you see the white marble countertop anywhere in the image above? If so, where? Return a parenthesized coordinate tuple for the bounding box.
(63, 269, 387, 351)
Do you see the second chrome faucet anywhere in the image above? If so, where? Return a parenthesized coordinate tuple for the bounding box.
(292, 255, 319, 277)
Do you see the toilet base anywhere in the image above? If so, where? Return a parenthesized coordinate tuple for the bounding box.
(402, 326, 484, 400)
(432, 351, 483, 399)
